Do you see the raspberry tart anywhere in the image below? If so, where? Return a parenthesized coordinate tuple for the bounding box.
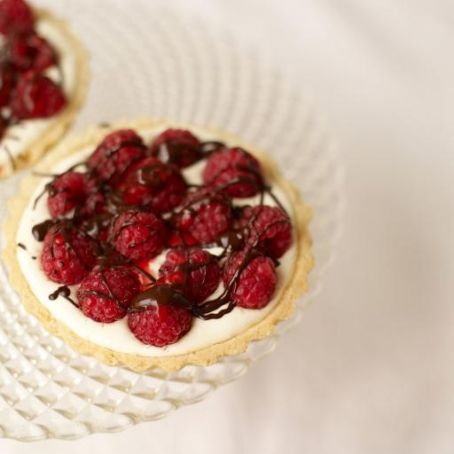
(3, 119, 313, 371)
(0, 0, 88, 178)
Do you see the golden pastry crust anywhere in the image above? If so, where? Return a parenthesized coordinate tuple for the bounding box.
(2, 118, 313, 372)
(0, 8, 89, 178)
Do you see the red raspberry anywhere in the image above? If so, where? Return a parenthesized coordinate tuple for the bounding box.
(77, 266, 140, 323)
(75, 196, 111, 241)
(109, 210, 167, 261)
(87, 129, 147, 184)
(159, 248, 220, 303)
(203, 147, 263, 198)
(175, 188, 233, 245)
(80, 191, 107, 217)
(150, 128, 201, 168)
(224, 251, 277, 309)
(41, 223, 99, 285)
(239, 205, 292, 259)
(11, 73, 66, 119)
(47, 171, 88, 218)
(119, 157, 187, 213)
(127, 284, 192, 346)
(8, 32, 56, 72)
(0, 0, 34, 36)
(0, 63, 14, 108)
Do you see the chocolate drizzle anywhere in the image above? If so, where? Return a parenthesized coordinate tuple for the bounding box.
(49, 285, 78, 307)
(17, 242, 37, 260)
(154, 139, 224, 167)
(32, 219, 56, 241)
(129, 284, 191, 313)
(30, 130, 292, 322)
(17, 242, 26, 251)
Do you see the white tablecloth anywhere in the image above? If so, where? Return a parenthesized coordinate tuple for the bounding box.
(3, 0, 454, 452)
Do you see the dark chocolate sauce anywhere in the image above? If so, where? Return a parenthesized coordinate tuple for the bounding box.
(49, 285, 78, 307)
(154, 140, 224, 167)
(17, 242, 37, 259)
(32, 219, 56, 241)
(129, 284, 191, 313)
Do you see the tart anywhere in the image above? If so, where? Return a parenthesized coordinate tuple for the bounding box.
(3, 119, 313, 371)
(0, 0, 88, 178)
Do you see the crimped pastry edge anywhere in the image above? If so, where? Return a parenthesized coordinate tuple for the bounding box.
(2, 118, 314, 372)
(0, 7, 90, 178)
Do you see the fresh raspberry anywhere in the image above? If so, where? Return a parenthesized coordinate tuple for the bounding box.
(203, 147, 263, 198)
(119, 157, 187, 213)
(0, 0, 34, 36)
(239, 205, 292, 259)
(41, 223, 99, 285)
(223, 251, 277, 309)
(77, 265, 140, 323)
(8, 32, 56, 72)
(47, 171, 88, 218)
(0, 63, 14, 108)
(159, 247, 220, 303)
(87, 129, 147, 184)
(174, 188, 233, 245)
(127, 284, 192, 346)
(11, 72, 66, 119)
(80, 191, 107, 217)
(109, 210, 167, 261)
(75, 195, 111, 241)
(150, 128, 201, 168)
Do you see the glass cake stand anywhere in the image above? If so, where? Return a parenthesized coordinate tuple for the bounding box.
(0, 0, 343, 440)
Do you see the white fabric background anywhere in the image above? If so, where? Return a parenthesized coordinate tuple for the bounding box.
(2, 0, 454, 452)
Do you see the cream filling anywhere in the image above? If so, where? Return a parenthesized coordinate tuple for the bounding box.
(0, 16, 77, 170)
(16, 126, 296, 357)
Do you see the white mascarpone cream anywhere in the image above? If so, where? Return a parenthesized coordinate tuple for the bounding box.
(0, 16, 78, 171)
(16, 127, 296, 357)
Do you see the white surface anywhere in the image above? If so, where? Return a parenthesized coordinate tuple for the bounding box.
(17, 125, 296, 356)
(3, 0, 454, 453)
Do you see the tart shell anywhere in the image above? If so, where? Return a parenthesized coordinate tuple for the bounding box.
(2, 118, 313, 372)
(0, 8, 90, 179)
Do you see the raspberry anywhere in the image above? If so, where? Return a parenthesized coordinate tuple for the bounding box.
(0, 0, 34, 36)
(47, 171, 88, 218)
(224, 251, 277, 309)
(127, 284, 192, 346)
(11, 72, 66, 119)
(0, 63, 14, 108)
(150, 128, 201, 168)
(80, 191, 107, 217)
(77, 266, 140, 323)
(87, 129, 147, 184)
(75, 194, 111, 240)
(41, 223, 99, 285)
(159, 248, 220, 303)
(239, 205, 292, 259)
(203, 147, 263, 198)
(8, 32, 56, 72)
(109, 210, 167, 261)
(175, 188, 233, 245)
(119, 157, 187, 213)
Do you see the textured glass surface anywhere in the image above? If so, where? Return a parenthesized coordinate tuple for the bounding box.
(0, 1, 343, 440)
